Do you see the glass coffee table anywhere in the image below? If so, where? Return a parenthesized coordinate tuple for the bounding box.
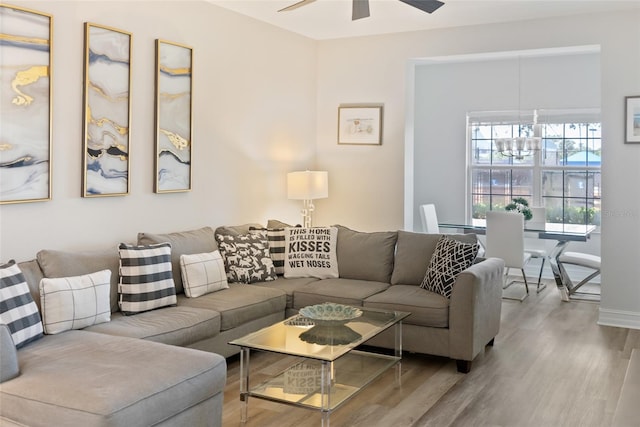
(229, 305, 410, 426)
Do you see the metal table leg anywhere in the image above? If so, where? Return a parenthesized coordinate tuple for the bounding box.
(240, 347, 250, 423)
(320, 360, 332, 427)
(548, 240, 571, 301)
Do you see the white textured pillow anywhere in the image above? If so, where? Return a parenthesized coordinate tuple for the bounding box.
(180, 251, 229, 298)
(284, 227, 339, 279)
(39, 269, 111, 335)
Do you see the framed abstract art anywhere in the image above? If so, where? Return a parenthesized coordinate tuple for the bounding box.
(0, 5, 53, 204)
(154, 39, 193, 193)
(82, 22, 132, 197)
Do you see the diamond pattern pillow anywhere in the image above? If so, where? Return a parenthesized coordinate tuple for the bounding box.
(118, 243, 177, 315)
(180, 251, 229, 297)
(0, 260, 43, 348)
(420, 236, 479, 298)
(215, 233, 277, 284)
(39, 269, 112, 334)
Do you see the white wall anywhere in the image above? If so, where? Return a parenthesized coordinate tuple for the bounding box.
(315, 11, 640, 328)
(0, 1, 318, 261)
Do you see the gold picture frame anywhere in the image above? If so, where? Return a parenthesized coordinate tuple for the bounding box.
(0, 4, 53, 204)
(82, 22, 132, 197)
(154, 39, 193, 193)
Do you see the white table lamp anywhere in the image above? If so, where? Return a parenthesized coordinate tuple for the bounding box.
(287, 171, 328, 228)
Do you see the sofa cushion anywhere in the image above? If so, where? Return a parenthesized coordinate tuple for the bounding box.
(0, 330, 226, 427)
(284, 227, 339, 279)
(37, 247, 120, 313)
(180, 251, 229, 297)
(118, 243, 178, 315)
(16, 260, 44, 311)
(421, 236, 479, 299)
(177, 283, 286, 331)
(84, 305, 220, 346)
(293, 278, 390, 309)
(215, 233, 277, 284)
(39, 269, 111, 335)
(363, 284, 449, 328)
(334, 225, 397, 282)
(0, 261, 43, 349)
(253, 276, 320, 308)
(137, 226, 218, 294)
(390, 231, 478, 285)
(215, 223, 264, 237)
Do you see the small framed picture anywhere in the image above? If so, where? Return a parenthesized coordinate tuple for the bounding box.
(625, 95, 640, 144)
(338, 105, 383, 145)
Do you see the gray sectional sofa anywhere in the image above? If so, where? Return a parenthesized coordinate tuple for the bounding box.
(0, 222, 504, 426)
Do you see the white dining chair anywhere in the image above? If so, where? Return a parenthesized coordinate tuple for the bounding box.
(557, 251, 601, 300)
(420, 204, 440, 234)
(485, 211, 532, 301)
(525, 207, 548, 293)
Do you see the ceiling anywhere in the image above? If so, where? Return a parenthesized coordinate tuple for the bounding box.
(207, 0, 640, 40)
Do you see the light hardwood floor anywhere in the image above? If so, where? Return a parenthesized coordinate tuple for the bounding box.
(222, 280, 640, 427)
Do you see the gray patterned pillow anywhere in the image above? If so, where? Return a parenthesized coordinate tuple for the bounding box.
(215, 233, 277, 284)
(420, 236, 479, 298)
(250, 227, 287, 275)
(0, 261, 43, 348)
(118, 243, 177, 315)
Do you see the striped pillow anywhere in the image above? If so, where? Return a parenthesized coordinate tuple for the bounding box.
(250, 227, 286, 275)
(0, 261, 43, 348)
(118, 243, 177, 315)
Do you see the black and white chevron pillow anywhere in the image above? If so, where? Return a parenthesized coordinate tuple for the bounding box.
(118, 243, 177, 315)
(420, 236, 479, 299)
(0, 260, 43, 348)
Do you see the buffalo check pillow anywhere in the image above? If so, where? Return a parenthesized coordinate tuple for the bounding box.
(118, 243, 177, 315)
(0, 260, 43, 348)
(420, 236, 479, 299)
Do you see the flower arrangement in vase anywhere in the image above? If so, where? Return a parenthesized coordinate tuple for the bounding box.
(505, 197, 533, 221)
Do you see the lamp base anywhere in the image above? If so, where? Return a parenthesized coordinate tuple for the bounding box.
(301, 199, 315, 228)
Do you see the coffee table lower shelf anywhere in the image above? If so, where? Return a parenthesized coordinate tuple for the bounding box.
(247, 350, 400, 413)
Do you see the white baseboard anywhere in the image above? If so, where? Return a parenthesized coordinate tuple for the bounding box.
(598, 308, 640, 330)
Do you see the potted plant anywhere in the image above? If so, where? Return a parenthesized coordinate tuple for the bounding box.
(505, 197, 533, 220)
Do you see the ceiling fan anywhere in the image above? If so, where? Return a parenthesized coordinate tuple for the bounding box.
(278, 0, 445, 21)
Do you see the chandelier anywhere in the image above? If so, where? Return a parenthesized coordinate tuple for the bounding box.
(495, 106, 542, 160)
(495, 132, 542, 160)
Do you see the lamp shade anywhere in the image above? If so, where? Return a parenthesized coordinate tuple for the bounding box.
(287, 171, 328, 200)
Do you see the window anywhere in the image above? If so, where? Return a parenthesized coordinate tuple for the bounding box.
(468, 110, 601, 227)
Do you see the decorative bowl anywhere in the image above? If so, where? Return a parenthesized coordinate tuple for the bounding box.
(299, 302, 362, 325)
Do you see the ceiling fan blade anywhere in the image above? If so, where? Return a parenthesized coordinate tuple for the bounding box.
(398, 0, 445, 14)
(352, 0, 370, 20)
(278, 0, 317, 13)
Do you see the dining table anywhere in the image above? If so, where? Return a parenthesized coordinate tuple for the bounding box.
(438, 220, 597, 301)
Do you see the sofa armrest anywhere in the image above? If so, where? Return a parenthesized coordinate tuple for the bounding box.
(448, 257, 505, 362)
(0, 324, 20, 382)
